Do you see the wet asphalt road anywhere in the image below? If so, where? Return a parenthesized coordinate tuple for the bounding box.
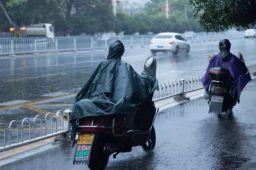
(0, 37, 256, 103)
(1, 36, 256, 169)
(2, 80, 256, 170)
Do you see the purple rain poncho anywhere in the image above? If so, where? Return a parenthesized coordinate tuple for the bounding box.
(202, 52, 251, 99)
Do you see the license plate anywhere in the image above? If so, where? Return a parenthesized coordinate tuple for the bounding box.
(77, 134, 94, 144)
(211, 95, 223, 103)
(73, 134, 94, 164)
(157, 46, 163, 48)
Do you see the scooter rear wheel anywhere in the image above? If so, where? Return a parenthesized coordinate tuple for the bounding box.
(142, 126, 156, 151)
(88, 135, 109, 170)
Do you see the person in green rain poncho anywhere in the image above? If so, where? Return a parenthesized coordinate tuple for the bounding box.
(70, 40, 158, 139)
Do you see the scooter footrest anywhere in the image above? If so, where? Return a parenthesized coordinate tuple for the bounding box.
(124, 129, 143, 134)
(106, 144, 131, 155)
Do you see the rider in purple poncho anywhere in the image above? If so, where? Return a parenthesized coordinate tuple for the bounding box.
(202, 39, 251, 106)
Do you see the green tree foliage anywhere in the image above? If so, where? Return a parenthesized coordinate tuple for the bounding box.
(71, 0, 113, 35)
(142, 0, 202, 33)
(0, 0, 202, 35)
(114, 0, 202, 34)
(0, 0, 114, 35)
(190, 0, 256, 31)
(0, 0, 71, 34)
(0, 0, 26, 30)
(113, 0, 203, 34)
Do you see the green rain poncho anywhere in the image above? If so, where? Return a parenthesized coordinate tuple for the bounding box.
(71, 40, 158, 121)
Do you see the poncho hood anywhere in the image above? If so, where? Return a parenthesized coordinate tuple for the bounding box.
(107, 40, 125, 60)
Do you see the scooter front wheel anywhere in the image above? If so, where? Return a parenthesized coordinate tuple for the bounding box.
(142, 126, 156, 152)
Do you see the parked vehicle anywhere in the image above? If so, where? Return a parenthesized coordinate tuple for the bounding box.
(244, 29, 256, 38)
(207, 67, 234, 119)
(149, 32, 190, 55)
(71, 97, 158, 170)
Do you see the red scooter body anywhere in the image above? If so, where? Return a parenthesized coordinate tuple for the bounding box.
(73, 104, 158, 170)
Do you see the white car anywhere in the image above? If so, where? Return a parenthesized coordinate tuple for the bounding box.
(149, 32, 190, 55)
(244, 29, 256, 38)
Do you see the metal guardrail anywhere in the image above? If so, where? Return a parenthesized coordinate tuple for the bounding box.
(153, 76, 203, 101)
(0, 31, 244, 56)
(0, 111, 67, 151)
(0, 75, 203, 151)
(0, 35, 153, 56)
(0, 59, 255, 152)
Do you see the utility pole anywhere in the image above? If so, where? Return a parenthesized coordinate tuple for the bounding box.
(112, 0, 117, 16)
(165, 0, 169, 19)
(184, 5, 188, 20)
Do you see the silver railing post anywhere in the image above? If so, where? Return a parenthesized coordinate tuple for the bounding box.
(130, 36, 133, 48)
(34, 115, 42, 137)
(34, 39, 37, 53)
(141, 36, 145, 47)
(73, 38, 77, 51)
(21, 117, 31, 141)
(45, 112, 54, 135)
(4, 128, 6, 146)
(10, 39, 14, 55)
(0, 123, 6, 146)
(173, 79, 190, 101)
(181, 79, 185, 93)
(55, 38, 59, 52)
(8, 120, 17, 145)
(90, 37, 93, 49)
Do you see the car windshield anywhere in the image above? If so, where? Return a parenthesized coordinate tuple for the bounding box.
(155, 35, 173, 39)
(175, 35, 186, 41)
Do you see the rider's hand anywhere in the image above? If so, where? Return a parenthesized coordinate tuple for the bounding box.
(238, 52, 250, 73)
(204, 91, 210, 99)
(238, 52, 245, 63)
